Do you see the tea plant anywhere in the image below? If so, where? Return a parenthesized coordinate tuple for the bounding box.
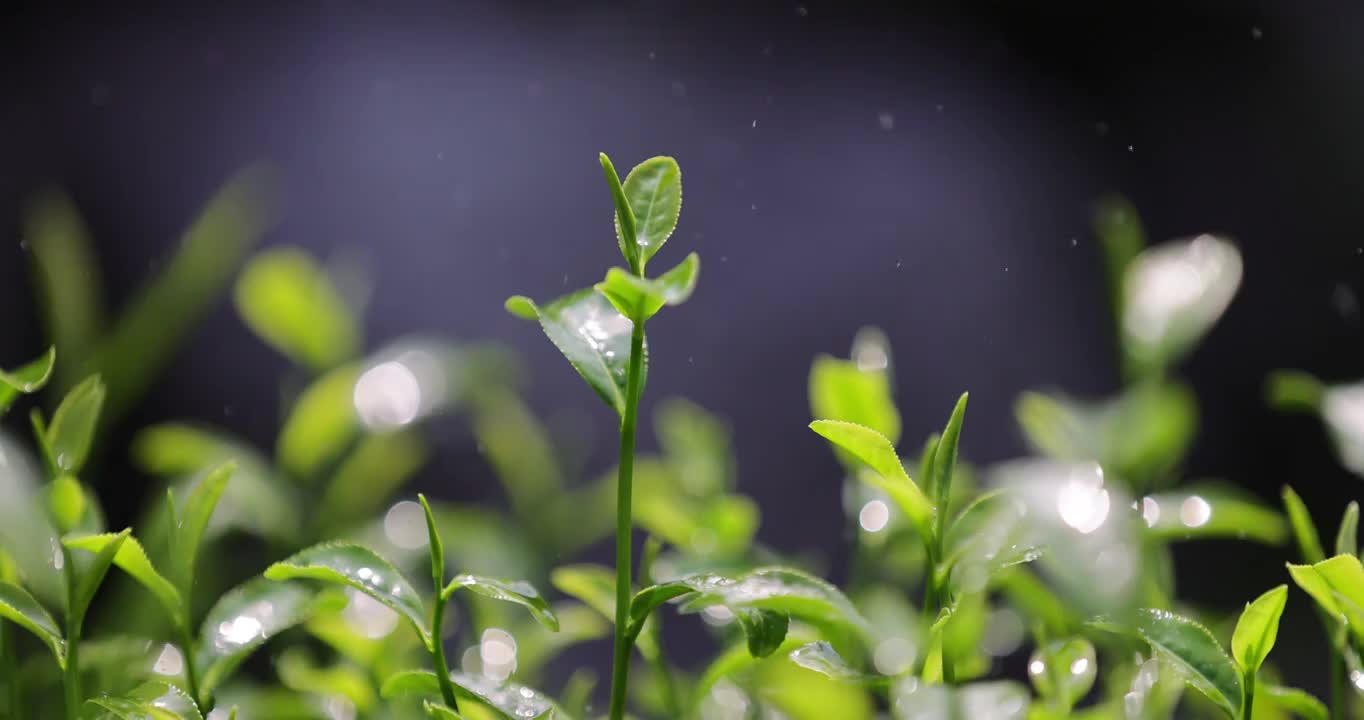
(1, 159, 1355, 719)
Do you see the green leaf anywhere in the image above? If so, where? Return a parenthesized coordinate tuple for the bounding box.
(64, 533, 184, 630)
(1095, 195, 1145, 344)
(24, 190, 103, 392)
(234, 246, 359, 370)
(737, 608, 789, 658)
(317, 430, 427, 535)
(93, 165, 277, 420)
(1261, 685, 1328, 720)
(277, 364, 361, 480)
(601, 153, 640, 270)
(504, 289, 643, 417)
(1133, 608, 1241, 717)
(382, 668, 566, 719)
(1286, 555, 1364, 645)
(629, 582, 697, 628)
(442, 575, 558, 631)
(1121, 234, 1242, 375)
(0, 346, 56, 415)
(551, 565, 616, 621)
(70, 528, 131, 625)
(615, 156, 682, 268)
(672, 566, 869, 639)
(788, 641, 887, 686)
(891, 678, 1030, 720)
(1026, 638, 1096, 710)
(265, 542, 427, 642)
(1338, 502, 1359, 558)
(172, 461, 235, 595)
(0, 579, 65, 667)
(424, 700, 465, 719)
(1282, 486, 1326, 564)
(277, 647, 376, 711)
(418, 493, 445, 590)
(808, 352, 900, 449)
(84, 680, 204, 720)
(1266, 370, 1325, 413)
(48, 474, 88, 535)
(46, 374, 106, 474)
(594, 253, 700, 323)
(1141, 485, 1287, 545)
(930, 392, 968, 519)
(196, 577, 328, 700)
(808, 420, 932, 536)
(1231, 585, 1287, 676)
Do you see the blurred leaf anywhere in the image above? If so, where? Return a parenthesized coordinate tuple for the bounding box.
(808, 353, 900, 450)
(1132, 608, 1241, 717)
(0, 579, 65, 667)
(134, 424, 297, 544)
(234, 247, 359, 370)
(504, 289, 643, 418)
(196, 578, 328, 701)
(1027, 638, 1096, 712)
(1094, 196, 1145, 352)
(84, 680, 203, 720)
(1266, 370, 1324, 413)
(24, 190, 104, 390)
(656, 397, 733, 497)
(1282, 486, 1326, 564)
(48, 474, 88, 535)
(317, 431, 427, 536)
(508, 603, 610, 677)
(808, 420, 932, 537)
(550, 565, 615, 622)
(172, 460, 234, 596)
(71, 528, 130, 624)
(1016, 381, 1196, 486)
(558, 669, 596, 719)
(46, 374, 106, 474)
(442, 575, 557, 631)
(468, 388, 563, 521)
(755, 651, 874, 720)
(94, 165, 276, 420)
(891, 678, 1030, 720)
(1121, 234, 1242, 375)
(424, 701, 464, 719)
(615, 156, 682, 268)
(1261, 685, 1328, 720)
(64, 533, 183, 630)
(595, 253, 700, 323)
(382, 668, 566, 719)
(277, 364, 361, 481)
(693, 632, 811, 707)
(1142, 485, 1286, 545)
(672, 566, 870, 640)
(929, 393, 969, 523)
(265, 542, 427, 642)
(1317, 382, 1364, 478)
(788, 641, 885, 686)
(0, 346, 56, 416)
(738, 609, 789, 658)
(1339, 502, 1360, 558)
(1232, 585, 1287, 676)
(277, 648, 375, 711)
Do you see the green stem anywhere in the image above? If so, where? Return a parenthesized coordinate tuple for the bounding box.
(178, 622, 204, 712)
(430, 599, 460, 712)
(1241, 671, 1255, 720)
(2, 622, 20, 719)
(608, 322, 646, 720)
(61, 548, 80, 720)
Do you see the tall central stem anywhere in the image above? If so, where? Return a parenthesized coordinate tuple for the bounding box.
(62, 547, 80, 720)
(608, 321, 646, 720)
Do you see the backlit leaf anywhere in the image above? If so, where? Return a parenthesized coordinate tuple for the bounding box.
(234, 246, 359, 370)
(809, 420, 932, 537)
(84, 680, 203, 720)
(1231, 584, 1287, 675)
(277, 364, 361, 481)
(615, 156, 682, 268)
(1133, 608, 1241, 717)
(442, 575, 558, 631)
(46, 374, 106, 474)
(197, 577, 329, 700)
(64, 533, 183, 630)
(172, 461, 235, 595)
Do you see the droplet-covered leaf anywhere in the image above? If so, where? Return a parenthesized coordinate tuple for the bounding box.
(196, 577, 328, 700)
(809, 420, 933, 537)
(382, 668, 567, 719)
(1231, 584, 1287, 675)
(64, 533, 183, 630)
(615, 156, 682, 268)
(84, 680, 204, 720)
(788, 641, 886, 686)
(1133, 608, 1241, 717)
(234, 246, 359, 371)
(594, 253, 700, 323)
(504, 289, 642, 418)
(671, 566, 869, 639)
(264, 542, 427, 642)
(46, 374, 106, 474)
(0, 346, 56, 415)
(442, 575, 558, 631)
(0, 579, 64, 667)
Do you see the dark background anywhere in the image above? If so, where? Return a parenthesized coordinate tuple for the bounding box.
(4, 0, 1364, 694)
